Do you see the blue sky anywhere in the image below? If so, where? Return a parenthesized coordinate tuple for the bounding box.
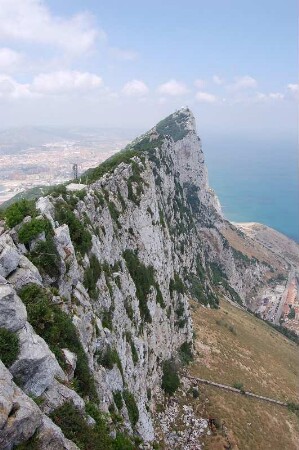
(0, 0, 297, 135)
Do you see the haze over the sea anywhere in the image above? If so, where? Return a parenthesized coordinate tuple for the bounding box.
(204, 133, 299, 243)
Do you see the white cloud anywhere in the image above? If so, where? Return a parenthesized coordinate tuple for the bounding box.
(0, 47, 22, 72)
(268, 92, 284, 100)
(194, 78, 205, 89)
(212, 75, 224, 85)
(0, 74, 31, 99)
(229, 75, 257, 91)
(31, 70, 103, 94)
(157, 79, 189, 96)
(195, 91, 217, 103)
(0, 0, 100, 55)
(287, 83, 298, 92)
(122, 79, 149, 96)
(256, 92, 284, 101)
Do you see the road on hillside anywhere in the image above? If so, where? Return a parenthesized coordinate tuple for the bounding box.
(273, 268, 295, 325)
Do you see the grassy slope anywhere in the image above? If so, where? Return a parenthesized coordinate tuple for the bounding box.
(189, 299, 299, 450)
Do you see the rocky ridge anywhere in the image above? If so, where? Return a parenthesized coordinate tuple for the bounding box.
(0, 108, 296, 449)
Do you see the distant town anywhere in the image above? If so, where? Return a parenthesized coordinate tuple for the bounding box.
(0, 127, 134, 205)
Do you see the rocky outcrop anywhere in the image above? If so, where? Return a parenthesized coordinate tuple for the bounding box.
(0, 107, 295, 448)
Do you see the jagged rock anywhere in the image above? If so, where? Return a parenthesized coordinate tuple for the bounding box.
(10, 323, 66, 396)
(0, 360, 42, 449)
(0, 284, 27, 332)
(36, 415, 79, 450)
(41, 379, 85, 414)
(0, 108, 297, 447)
(0, 244, 21, 278)
(61, 348, 77, 380)
(7, 255, 42, 291)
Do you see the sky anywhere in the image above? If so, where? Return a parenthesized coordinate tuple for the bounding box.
(0, 0, 297, 136)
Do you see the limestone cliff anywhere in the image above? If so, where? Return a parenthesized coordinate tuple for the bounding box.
(0, 108, 296, 449)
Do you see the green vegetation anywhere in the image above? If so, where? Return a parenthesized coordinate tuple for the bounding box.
(263, 320, 299, 345)
(287, 402, 299, 417)
(156, 112, 189, 142)
(123, 249, 156, 323)
(123, 390, 139, 427)
(233, 381, 244, 390)
(4, 199, 36, 227)
(18, 218, 51, 245)
(288, 307, 296, 319)
(178, 341, 193, 365)
(55, 203, 92, 255)
(19, 284, 97, 400)
(50, 402, 111, 450)
(29, 236, 61, 279)
(0, 328, 19, 367)
(83, 254, 102, 300)
(130, 340, 138, 365)
(210, 262, 241, 305)
(184, 182, 201, 214)
(155, 284, 166, 308)
(169, 273, 185, 298)
(81, 148, 140, 184)
(127, 161, 144, 205)
(113, 390, 123, 410)
(97, 346, 123, 376)
(161, 359, 180, 395)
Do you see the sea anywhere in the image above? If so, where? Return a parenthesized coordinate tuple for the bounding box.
(203, 134, 299, 243)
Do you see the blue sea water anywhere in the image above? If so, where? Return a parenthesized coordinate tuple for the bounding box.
(203, 135, 299, 243)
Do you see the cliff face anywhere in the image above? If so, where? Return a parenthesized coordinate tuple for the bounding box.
(0, 108, 294, 448)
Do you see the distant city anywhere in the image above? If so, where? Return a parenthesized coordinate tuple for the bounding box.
(0, 127, 138, 205)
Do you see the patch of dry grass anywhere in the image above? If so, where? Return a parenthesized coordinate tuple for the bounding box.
(188, 298, 299, 449)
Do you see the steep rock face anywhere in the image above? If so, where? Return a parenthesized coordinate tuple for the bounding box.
(0, 107, 293, 447)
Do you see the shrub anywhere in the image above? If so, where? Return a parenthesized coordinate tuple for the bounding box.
(19, 284, 97, 401)
(97, 346, 122, 375)
(192, 388, 200, 399)
(18, 218, 50, 245)
(123, 250, 155, 323)
(169, 273, 185, 298)
(0, 328, 19, 367)
(83, 255, 102, 300)
(80, 148, 141, 184)
(55, 205, 92, 255)
(50, 402, 112, 450)
(155, 284, 166, 308)
(113, 433, 135, 450)
(113, 391, 123, 410)
(233, 382, 245, 393)
(287, 402, 299, 417)
(4, 199, 36, 228)
(178, 341, 193, 365)
(161, 359, 180, 395)
(123, 390, 139, 427)
(130, 340, 139, 365)
(29, 235, 61, 279)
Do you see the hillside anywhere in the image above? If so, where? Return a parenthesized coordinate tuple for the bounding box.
(0, 108, 298, 449)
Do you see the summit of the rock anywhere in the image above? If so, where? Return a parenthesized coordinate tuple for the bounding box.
(154, 107, 196, 141)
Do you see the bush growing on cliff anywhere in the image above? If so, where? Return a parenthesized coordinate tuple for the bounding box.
(29, 236, 61, 279)
(123, 390, 139, 427)
(161, 359, 180, 395)
(123, 249, 155, 323)
(54, 204, 92, 255)
(4, 199, 36, 228)
(178, 341, 193, 365)
(19, 284, 97, 401)
(0, 327, 19, 367)
(83, 254, 102, 300)
(50, 402, 111, 450)
(18, 218, 51, 245)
